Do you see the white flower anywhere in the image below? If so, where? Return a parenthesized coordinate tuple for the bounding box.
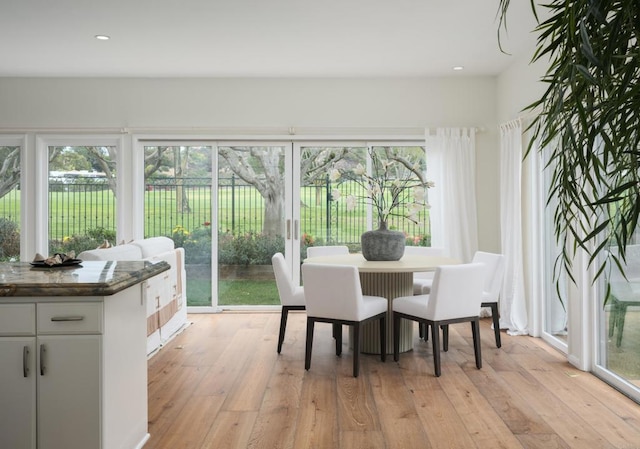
(331, 189, 341, 201)
(330, 148, 433, 226)
(346, 195, 357, 211)
(407, 203, 423, 214)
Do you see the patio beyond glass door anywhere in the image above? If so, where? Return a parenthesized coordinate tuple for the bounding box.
(217, 144, 293, 307)
(296, 144, 367, 258)
(143, 145, 213, 307)
(296, 143, 431, 263)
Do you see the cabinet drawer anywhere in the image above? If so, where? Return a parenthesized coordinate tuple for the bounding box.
(0, 303, 36, 336)
(37, 303, 103, 334)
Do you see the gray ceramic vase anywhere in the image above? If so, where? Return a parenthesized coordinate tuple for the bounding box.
(361, 222, 406, 261)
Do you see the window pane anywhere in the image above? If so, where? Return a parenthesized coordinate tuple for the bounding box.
(48, 146, 117, 255)
(602, 243, 640, 383)
(0, 146, 21, 261)
(144, 145, 212, 307)
(217, 145, 284, 307)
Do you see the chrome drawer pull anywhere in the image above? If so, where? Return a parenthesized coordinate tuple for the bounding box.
(51, 315, 85, 322)
(23, 346, 30, 377)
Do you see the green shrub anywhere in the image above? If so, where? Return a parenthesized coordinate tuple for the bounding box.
(181, 225, 212, 264)
(50, 227, 117, 256)
(217, 231, 284, 266)
(172, 225, 284, 266)
(0, 218, 20, 261)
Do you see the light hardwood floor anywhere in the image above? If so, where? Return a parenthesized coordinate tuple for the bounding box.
(146, 312, 640, 449)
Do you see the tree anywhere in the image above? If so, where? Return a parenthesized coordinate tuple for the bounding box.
(219, 146, 347, 237)
(0, 147, 62, 200)
(0, 147, 20, 200)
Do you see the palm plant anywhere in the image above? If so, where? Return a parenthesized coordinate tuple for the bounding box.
(499, 1, 640, 293)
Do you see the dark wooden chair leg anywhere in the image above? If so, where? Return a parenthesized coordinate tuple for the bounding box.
(485, 301, 502, 348)
(333, 323, 340, 340)
(431, 321, 441, 377)
(393, 313, 401, 362)
(609, 299, 617, 338)
(471, 319, 482, 369)
(617, 303, 628, 348)
(305, 317, 315, 371)
(277, 306, 289, 353)
(442, 324, 449, 352)
(379, 315, 386, 362)
(336, 322, 343, 356)
(353, 324, 360, 377)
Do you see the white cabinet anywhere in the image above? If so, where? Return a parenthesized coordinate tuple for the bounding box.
(38, 335, 101, 449)
(0, 303, 37, 449)
(0, 285, 149, 449)
(0, 336, 37, 449)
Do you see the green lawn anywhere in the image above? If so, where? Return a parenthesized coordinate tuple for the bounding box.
(187, 278, 279, 307)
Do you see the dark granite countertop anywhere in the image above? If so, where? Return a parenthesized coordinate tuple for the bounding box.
(0, 260, 170, 297)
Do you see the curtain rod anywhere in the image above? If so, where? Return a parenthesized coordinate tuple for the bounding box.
(0, 125, 486, 137)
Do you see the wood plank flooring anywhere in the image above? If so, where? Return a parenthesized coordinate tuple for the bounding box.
(146, 312, 640, 449)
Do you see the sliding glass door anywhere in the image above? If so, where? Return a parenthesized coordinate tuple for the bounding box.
(136, 139, 428, 310)
(142, 144, 213, 307)
(217, 143, 293, 307)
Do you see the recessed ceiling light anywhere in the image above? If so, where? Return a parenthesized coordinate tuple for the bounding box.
(95, 35, 110, 41)
(453, 66, 464, 71)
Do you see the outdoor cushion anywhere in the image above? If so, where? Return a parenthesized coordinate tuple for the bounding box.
(78, 244, 143, 261)
(131, 236, 175, 258)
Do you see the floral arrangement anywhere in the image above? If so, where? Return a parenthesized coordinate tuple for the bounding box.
(330, 148, 433, 226)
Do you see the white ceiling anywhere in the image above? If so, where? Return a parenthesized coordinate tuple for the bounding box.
(0, 0, 538, 78)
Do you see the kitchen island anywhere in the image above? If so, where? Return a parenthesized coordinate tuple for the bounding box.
(0, 260, 170, 449)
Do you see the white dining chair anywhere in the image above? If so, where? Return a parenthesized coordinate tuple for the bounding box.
(403, 246, 446, 339)
(272, 252, 305, 354)
(306, 245, 349, 258)
(403, 246, 446, 294)
(302, 263, 387, 377)
(472, 251, 506, 348)
(392, 263, 485, 377)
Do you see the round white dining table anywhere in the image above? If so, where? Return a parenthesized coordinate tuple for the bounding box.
(303, 253, 460, 354)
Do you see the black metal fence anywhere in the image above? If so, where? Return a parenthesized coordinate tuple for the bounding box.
(0, 175, 431, 251)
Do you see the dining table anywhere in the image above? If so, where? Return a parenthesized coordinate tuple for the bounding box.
(303, 253, 460, 354)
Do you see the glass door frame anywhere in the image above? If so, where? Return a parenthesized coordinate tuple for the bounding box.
(216, 141, 295, 309)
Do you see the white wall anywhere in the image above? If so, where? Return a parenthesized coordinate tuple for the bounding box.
(0, 76, 502, 251)
(497, 45, 546, 123)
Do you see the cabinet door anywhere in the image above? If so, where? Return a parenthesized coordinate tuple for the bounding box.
(0, 337, 36, 449)
(38, 335, 101, 449)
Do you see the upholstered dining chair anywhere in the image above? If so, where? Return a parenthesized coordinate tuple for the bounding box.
(392, 263, 485, 377)
(272, 252, 305, 354)
(306, 245, 349, 258)
(301, 263, 387, 377)
(472, 251, 506, 348)
(403, 246, 446, 295)
(403, 246, 446, 339)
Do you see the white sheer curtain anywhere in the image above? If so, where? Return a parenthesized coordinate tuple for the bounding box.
(499, 120, 528, 335)
(426, 128, 478, 262)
